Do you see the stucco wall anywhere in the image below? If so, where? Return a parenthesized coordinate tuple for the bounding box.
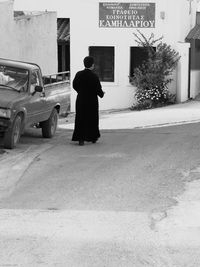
(13, 0, 197, 111)
(0, 0, 57, 75)
(68, 0, 196, 111)
(0, 0, 15, 58)
(14, 12, 57, 74)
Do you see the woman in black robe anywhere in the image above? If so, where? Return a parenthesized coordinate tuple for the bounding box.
(72, 56, 105, 146)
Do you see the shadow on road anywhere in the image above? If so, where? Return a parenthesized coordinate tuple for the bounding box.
(0, 128, 52, 156)
(0, 123, 71, 157)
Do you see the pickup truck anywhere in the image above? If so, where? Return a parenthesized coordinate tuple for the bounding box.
(0, 58, 70, 149)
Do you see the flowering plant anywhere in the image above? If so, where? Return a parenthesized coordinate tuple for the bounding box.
(130, 31, 180, 109)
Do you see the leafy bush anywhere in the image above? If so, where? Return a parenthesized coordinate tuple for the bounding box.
(130, 31, 180, 110)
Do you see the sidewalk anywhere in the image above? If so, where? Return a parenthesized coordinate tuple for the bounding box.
(61, 100, 200, 130)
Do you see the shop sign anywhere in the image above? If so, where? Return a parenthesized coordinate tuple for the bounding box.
(99, 2, 155, 28)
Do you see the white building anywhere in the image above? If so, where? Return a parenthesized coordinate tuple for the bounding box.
(13, 0, 200, 111)
(0, 0, 57, 75)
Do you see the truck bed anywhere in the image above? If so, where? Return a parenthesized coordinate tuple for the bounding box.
(43, 71, 71, 114)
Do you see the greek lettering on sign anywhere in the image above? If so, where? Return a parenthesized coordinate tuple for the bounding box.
(99, 2, 155, 28)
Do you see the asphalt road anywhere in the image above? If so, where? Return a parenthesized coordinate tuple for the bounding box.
(0, 121, 200, 266)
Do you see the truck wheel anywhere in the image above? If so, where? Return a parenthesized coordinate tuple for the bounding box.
(41, 108, 58, 138)
(4, 115, 22, 149)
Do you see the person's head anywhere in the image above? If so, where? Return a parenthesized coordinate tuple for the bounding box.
(83, 56, 94, 69)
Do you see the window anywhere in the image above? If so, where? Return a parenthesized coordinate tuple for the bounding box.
(0, 65, 28, 92)
(30, 70, 41, 94)
(130, 47, 155, 81)
(89, 46, 114, 82)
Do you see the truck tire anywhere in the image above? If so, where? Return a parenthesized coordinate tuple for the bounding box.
(41, 108, 58, 138)
(4, 115, 22, 149)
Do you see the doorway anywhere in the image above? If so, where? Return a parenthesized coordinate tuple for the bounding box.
(57, 18, 70, 72)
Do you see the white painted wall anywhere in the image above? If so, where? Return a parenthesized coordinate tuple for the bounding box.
(0, 0, 15, 58)
(13, 0, 198, 111)
(69, 0, 197, 111)
(0, 0, 57, 75)
(176, 42, 190, 102)
(14, 12, 57, 74)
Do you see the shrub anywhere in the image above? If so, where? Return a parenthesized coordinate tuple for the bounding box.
(130, 30, 180, 109)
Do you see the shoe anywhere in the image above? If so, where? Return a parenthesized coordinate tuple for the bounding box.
(79, 140, 84, 146)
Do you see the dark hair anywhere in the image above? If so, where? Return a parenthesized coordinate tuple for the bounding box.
(83, 56, 94, 68)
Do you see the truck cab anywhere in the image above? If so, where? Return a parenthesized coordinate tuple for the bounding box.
(0, 58, 70, 149)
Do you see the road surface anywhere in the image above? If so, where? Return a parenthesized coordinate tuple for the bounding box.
(0, 120, 200, 266)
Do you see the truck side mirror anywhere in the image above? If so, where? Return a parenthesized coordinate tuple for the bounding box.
(34, 85, 43, 92)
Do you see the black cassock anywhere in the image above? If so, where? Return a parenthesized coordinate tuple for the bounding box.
(72, 69, 104, 142)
